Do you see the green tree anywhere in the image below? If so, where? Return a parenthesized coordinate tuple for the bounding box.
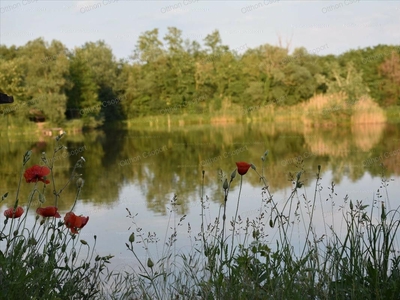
(281, 48, 320, 105)
(127, 29, 169, 115)
(261, 45, 287, 105)
(162, 27, 195, 110)
(316, 61, 370, 103)
(0, 45, 19, 60)
(338, 45, 400, 105)
(66, 41, 120, 127)
(0, 57, 25, 99)
(378, 51, 400, 106)
(115, 63, 142, 118)
(66, 49, 99, 124)
(132, 28, 166, 64)
(17, 38, 71, 125)
(204, 30, 223, 55)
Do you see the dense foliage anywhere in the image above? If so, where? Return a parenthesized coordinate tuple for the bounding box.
(0, 28, 399, 127)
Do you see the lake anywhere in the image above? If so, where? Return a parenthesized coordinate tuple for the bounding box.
(1, 121, 400, 273)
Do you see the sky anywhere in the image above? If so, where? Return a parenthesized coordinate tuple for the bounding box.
(0, 0, 399, 60)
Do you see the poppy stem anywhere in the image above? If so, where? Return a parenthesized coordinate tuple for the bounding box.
(231, 175, 243, 257)
(200, 170, 207, 254)
(220, 190, 228, 263)
(70, 185, 82, 212)
(14, 162, 25, 209)
(253, 168, 290, 247)
(16, 188, 37, 234)
(6, 161, 26, 248)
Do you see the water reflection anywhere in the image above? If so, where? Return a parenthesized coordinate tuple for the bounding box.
(0, 122, 399, 216)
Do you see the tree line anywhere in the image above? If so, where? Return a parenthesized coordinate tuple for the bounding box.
(0, 27, 399, 128)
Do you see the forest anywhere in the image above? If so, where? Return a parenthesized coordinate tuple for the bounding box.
(0, 27, 399, 129)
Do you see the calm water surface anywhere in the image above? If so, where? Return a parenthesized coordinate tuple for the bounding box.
(1, 121, 400, 272)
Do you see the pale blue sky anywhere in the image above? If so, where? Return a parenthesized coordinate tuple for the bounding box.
(0, 0, 399, 60)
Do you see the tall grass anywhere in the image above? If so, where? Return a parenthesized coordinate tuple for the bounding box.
(124, 93, 388, 129)
(0, 133, 112, 299)
(103, 152, 400, 299)
(299, 93, 386, 127)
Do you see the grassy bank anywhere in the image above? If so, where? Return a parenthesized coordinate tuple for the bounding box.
(0, 93, 395, 135)
(124, 93, 388, 129)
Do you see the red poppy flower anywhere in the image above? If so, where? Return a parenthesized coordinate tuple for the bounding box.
(4, 206, 24, 218)
(64, 212, 89, 234)
(24, 165, 51, 184)
(36, 206, 61, 218)
(236, 162, 252, 175)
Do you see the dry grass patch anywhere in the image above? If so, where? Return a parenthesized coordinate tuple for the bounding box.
(351, 95, 386, 124)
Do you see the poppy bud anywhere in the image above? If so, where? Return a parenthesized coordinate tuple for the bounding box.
(39, 193, 45, 204)
(2, 192, 8, 201)
(55, 132, 65, 141)
(62, 244, 67, 252)
(13, 230, 18, 237)
(381, 202, 386, 221)
(41, 152, 48, 164)
(40, 219, 45, 226)
(80, 239, 88, 245)
(252, 230, 259, 239)
(251, 163, 256, 171)
(223, 179, 228, 191)
(28, 238, 37, 245)
(76, 178, 84, 188)
(147, 258, 154, 268)
(230, 169, 236, 180)
(23, 150, 32, 165)
(269, 219, 274, 228)
(129, 232, 135, 243)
